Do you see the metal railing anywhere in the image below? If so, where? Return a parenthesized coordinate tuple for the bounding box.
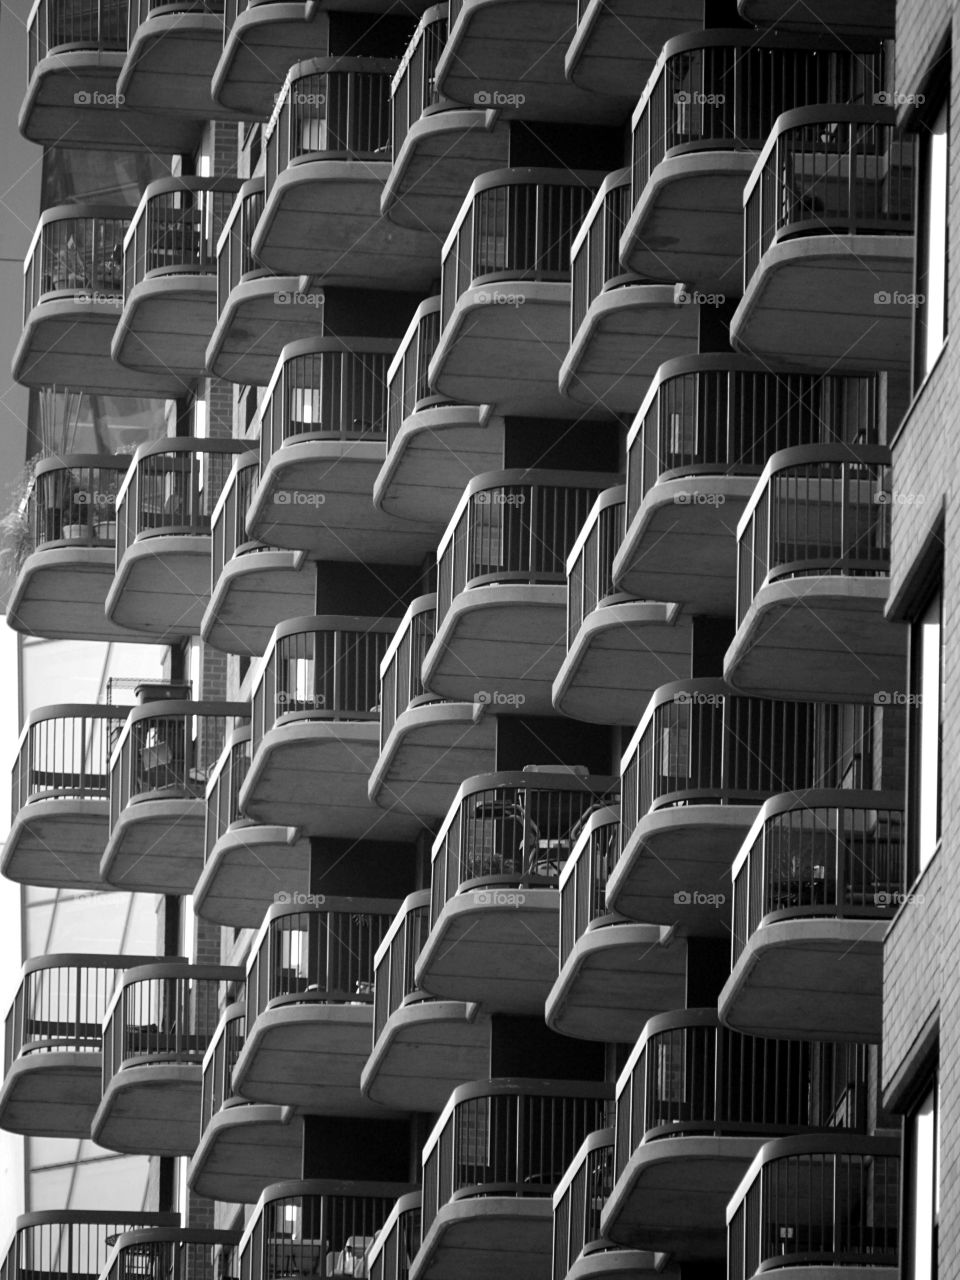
(122, 176, 242, 300)
(430, 770, 616, 926)
(366, 1193, 421, 1280)
(552, 1128, 615, 1280)
(128, 0, 224, 47)
(743, 106, 916, 288)
(565, 486, 627, 649)
(385, 296, 446, 451)
(392, 5, 448, 158)
(378, 595, 441, 751)
(440, 169, 604, 330)
(0, 1210, 180, 1280)
(372, 891, 431, 1047)
(204, 725, 253, 863)
(570, 169, 633, 339)
(100, 1227, 241, 1280)
(199, 1001, 246, 1139)
(735, 445, 892, 627)
(727, 1135, 900, 1277)
(623, 357, 884, 526)
(557, 807, 621, 970)
(28, 454, 130, 551)
(216, 178, 267, 317)
(23, 204, 129, 322)
(27, 0, 128, 80)
(12, 703, 127, 814)
(730, 791, 905, 968)
(210, 452, 263, 596)
(614, 1010, 870, 1179)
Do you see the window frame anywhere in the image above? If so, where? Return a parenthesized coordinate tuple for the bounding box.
(903, 1060, 940, 1280)
(907, 571, 943, 883)
(912, 56, 951, 389)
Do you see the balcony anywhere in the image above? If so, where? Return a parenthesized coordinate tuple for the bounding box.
(565, 0, 700, 103)
(602, 1011, 870, 1260)
(0, 1210, 180, 1280)
(720, 792, 905, 1042)
(105, 438, 248, 638)
(373, 296, 499, 528)
(736, 0, 895, 35)
(611, 360, 886, 614)
(101, 698, 248, 894)
(118, 0, 242, 121)
(560, 171, 700, 413)
(731, 108, 917, 371)
(361, 892, 489, 1112)
(367, 1193, 421, 1280)
(3, 704, 127, 889)
(100, 1227, 242, 1280)
(415, 770, 615, 1014)
(553, 486, 689, 726)
(414, 1080, 612, 1280)
(201, 452, 312, 657)
(546, 808, 684, 1044)
(606, 680, 903, 936)
(189, 1003, 303, 1203)
(232, 899, 400, 1112)
(112, 177, 243, 390)
(619, 34, 885, 288)
(727, 1135, 899, 1280)
(212, 0, 329, 119)
(251, 58, 440, 285)
(246, 338, 438, 563)
(93, 961, 243, 1155)
(369, 595, 496, 821)
(423, 470, 621, 712)
(727, 446, 907, 701)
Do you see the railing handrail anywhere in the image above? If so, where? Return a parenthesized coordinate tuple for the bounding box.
(386, 295, 441, 385)
(15, 701, 128, 745)
(208, 449, 259, 534)
(101, 961, 243, 1027)
(113, 437, 248, 507)
(557, 805, 620, 892)
(33, 452, 133, 478)
(620, 678, 731, 775)
(263, 54, 398, 145)
(255, 334, 399, 431)
(246, 895, 405, 976)
(16, 951, 159, 978)
(200, 999, 246, 1074)
(23, 203, 136, 271)
(260, 614, 400, 650)
(11, 1208, 180, 1231)
(735, 442, 893, 536)
(379, 594, 437, 677)
(215, 176, 264, 259)
(104, 1227, 242, 1250)
(108, 699, 248, 770)
(365, 1190, 422, 1272)
(564, 485, 626, 576)
(568, 168, 630, 262)
(551, 1127, 614, 1204)
(616, 1007, 723, 1091)
(391, 3, 448, 93)
(122, 174, 245, 253)
(203, 723, 253, 799)
(373, 890, 432, 966)
(247, 1178, 419, 1221)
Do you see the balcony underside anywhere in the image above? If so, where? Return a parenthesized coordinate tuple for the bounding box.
(422, 585, 567, 715)
(106, 537, 212, 638)
(2, 799, 109, 890)
(205, 274, 320, 385)
(374, 405, 501, 527)
(193, 823, 310, 927)
(545, 921, 687, 1043)
(725, 578, 907, 702)
(0, 1054, 102, 1138)
(565, 0, 701, 101)
(7, 548, 140, 643)
(559, 286, 701, 413)
(369, 702, 497, 821)
(212, 4, 325, 117)
(612, 478, 757, 614)
(111, 276, 218, 390)
(247, 443, 439, 561)
(251, 162, 441, 287)
(606, 807, 758, 937)
(730, 237, 914, 372)
(719, 919, 887, 1042)
(100, 799, 205, 895)
(93, 1065, 202, 1155)
(565, 1249, 672, 1280)
(201, 550, 314, 657)
(360, 998, 490, 1112)
(737, 0, 895, 33)
(188, 1104, 303, 1203)
(620, 152, 758, 289)
(240, 721, 427, 839)
(119, 15, 247, 119)
(553, 603, 690, 725)
(415, 889, 560, 1015)
(412, 1198, 553, 1280)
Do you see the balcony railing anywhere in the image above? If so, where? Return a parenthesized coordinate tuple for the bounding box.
(27, 454, 130, 552)
(378, 595, 441, 750)
(440, 169, 603, 329)
(614, 1010, 869, 1180)
(122, 176, 242, 299)
(392, 5, 448, 158)
(366, 1193, 421, 1280)
(730, 791, 905, 969)
(128, 0, 224, 47)
(422, 1080, 612, 1239)
(385, 296, 446, 451)
(727, 1135, 900, 1277)
(0, 1210, 180, 1280)
(372, 891, 431, 1046)
(27, 0, 128, 81)
(210, 452, 264, 593)
(566, 486, 628, 649)
(624, 358, 884, 526)
(101, 1227, 241, 1280)
(735, 445, 892, 627)
(557, 807, 621, 970)
(552, 1128, 615, 1280)
(430, 771, 616, 925)
(203, 725, 253, 863)
(570, 169, 633, 338)
(199, 1001, 245, 1139)
(216, 178, 267, 315)
(12, 703, 127, 815)
(743, 107, 917, 288)
(23, 205, 129, 322)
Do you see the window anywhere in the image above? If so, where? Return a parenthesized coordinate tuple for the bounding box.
(910, 583, 943, 877)
(905, 1069, 940, 1280)
(915, 87, 949, 384)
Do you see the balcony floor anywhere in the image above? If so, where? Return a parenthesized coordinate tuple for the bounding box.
(93, 1065, 202, 1156)
(7, 547, 144, 644)
(0, 1054, 102, 1138)
(2, 799, 109, 891)
(112, 276, 219, 390)
(188, 1104, 303, 1204)
(360, 998, 490, 1112)
(412, 1198, 553, 1280)
(100, 799, 205, 896)
(205, 274, 322, 385)
(737, 0, 895, 33)
(212, 4, 326, 117)
(119, 14, 248, 120)
(193, 823, 310, 928)
(106, 536, 212, 638)
(565, 0, 701, 101)
(201, 549, 314, 657)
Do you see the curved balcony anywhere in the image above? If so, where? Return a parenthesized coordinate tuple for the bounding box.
(416, 770, 616, 1014)
(612, 359, 888, 613)
(212, 0, 327, 118)
(369, 594, 496, 821)
(565, 0, 701, 102)
(727, 1135, 900, 1280)
(374, 296, 500, 527)
(93, 961, 243, 1155)
(112, 177, 243, 389)
(553, 486, 689, 725)
(188, 1003, 302, 1203)
(546, 808, 684, 1044)
(6, 454, 135, 642)
(431, 169, 607, 417)
(727, 446, 906, 700)
(620, 33, 885, 287)
(720, 792, 905, 1042)
(737, 0, 895, 35)
(232, 899, 400, 1112)
(731, 108, 917, 371)
(101, 1227, 242, 1280)
(246, 338, 438, 563)
(602, 1011, 870, 1260)
(252, 58, 440, 285)
(560, 171, 700, 413)
(0, 1210, 180, 1280)
(361, 892, 489, 1112)
(101, 698, 248, 894)
(0, 954, 154, 1137)
(105, 437, 248, 638)
(2, 704, 127, 889)
(414, 1079, 612, 1280)
(423, 470, 621, 713)
(367, 1192, 421, 1280)
(201, 452, 312, 657)
(606, 679, 904, 936)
